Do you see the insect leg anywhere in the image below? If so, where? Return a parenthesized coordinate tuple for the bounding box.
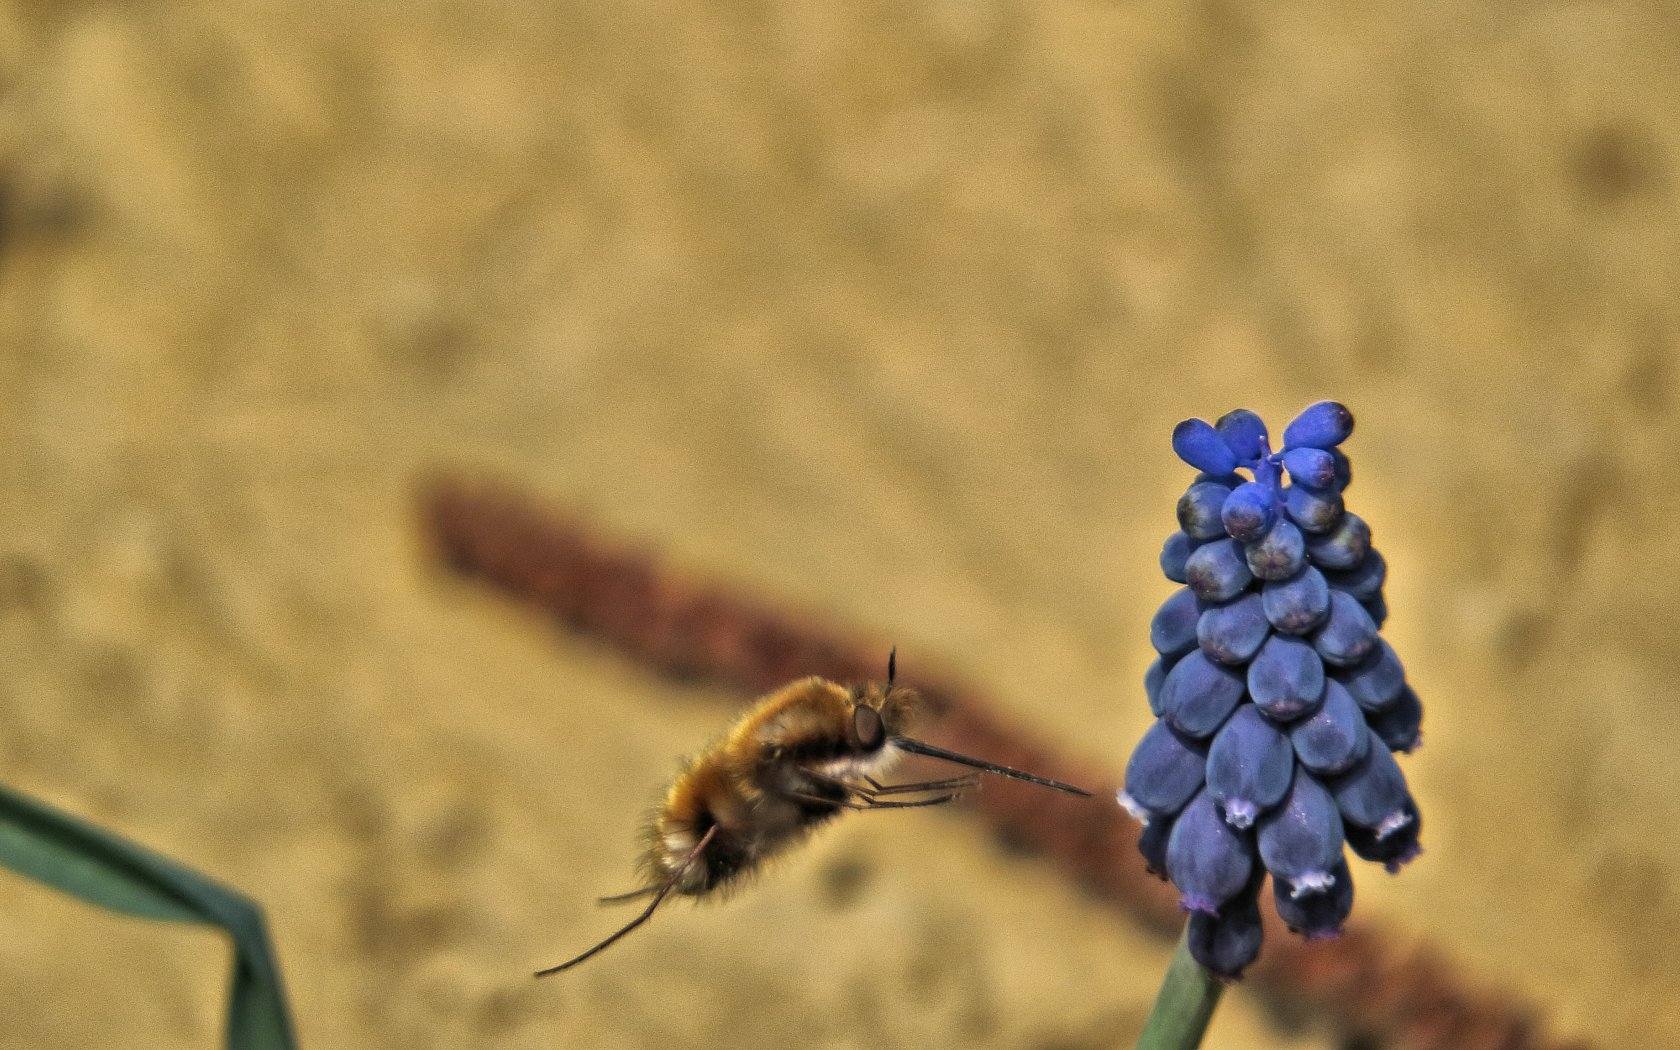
(779, 788, 872, 810)
(534, 824, 719, 977)
(856, 793, 958, 810)
(863, 774, 980, 795)
(596, 886, 660, 906)
(799, 769, 883, 801)
(776, 786, 957, 810)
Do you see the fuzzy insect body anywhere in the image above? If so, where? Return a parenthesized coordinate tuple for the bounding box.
(647, 676, 915, 897)
(538, 656, 1090, 976)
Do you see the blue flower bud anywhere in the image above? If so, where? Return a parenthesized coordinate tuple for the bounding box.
(1160, 531, 1198, 583)
(1245, 518, 1306, 581)
(1186, 538, 1255, 602)
(1272, 858, 1353, 939)
(1145, 656, 1171, 716)
(1150, 587, 1203, 659)
(1206, 705, 1294, 829)
(1330, 728, 1413, 837)
(1325, 549, 1386, 600)
(1282, 400, 1354, 450)
(1166, 789, 1255, 914)
(1305, 512, 1371, 571)
(1369, 685, 1423, 753)
(1122, 719, 1208, 822)
(1288, 679, 1369, 775)
(1283, 483, 1343, 534)
(1280, 446, 1336, 490)
(1215, 408, 1269, 464)
(1219, 482, 1276, 543)
(1187, 873, 1264, 979)
(1195, 471, 1246, 488)
(1247, 634, 1326, 721)
(1336, 638, 1405, 712)
(1138, 812, 1173, 878)
(1258, 770, 1344, 896)
(1160, 650, 1246, 738)
(1197, 592, 1270, 666)
(1361, 592, 1388, 628)
(1311, 590, 1378, 668)
(1261, 565, 1330, 635)
(1330, 447, 1352, 489)
(1178, 481, 1234, 540)
(1345, 797, 1421, 873)
(1173, 418, 1241, 476)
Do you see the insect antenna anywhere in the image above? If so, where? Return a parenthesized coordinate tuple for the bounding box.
(535, 824, 720, 977)
(888, 737, 1093, 797)
(597, 886, 660, 905)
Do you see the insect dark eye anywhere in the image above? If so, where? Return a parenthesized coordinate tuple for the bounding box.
(852, 705, 884, 749)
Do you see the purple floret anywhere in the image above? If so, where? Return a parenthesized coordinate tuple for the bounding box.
(1337, 638, 1405, 712)
(1187, 873, 1265, 979)
(1166, 789, 1255, 914)
(1160, 651, 1246, 739)
(1196, 591, 1271, 666)
(1329, 728, 1413, 835)
(1288, 679, 1369, 776)
(1368, 685, 1423, 753)
(1220, 481, 1276, 543)
(1245, 518, 1307, 581)
(1283, 483, 1343, 533)
(1122, 719, 1208, 822)
(1173, 418, 1241, 476)
(1214, 409, 1269, 463)
(1281, 400, 1354, 450)
(1137, 813, 1174, 878)
(1261, 565, 1331, 635)
(1311, 590, 1378, 668)
(1150, 587, 1203, 659)
(1305, 511, 1371, 571)
(1325, 548, 1385, 600)
(1329, 447, 1353, 489)
(1186, 538, 1255, 602)
(1178, 480, 1234, 541)
(1257, 771, 1345, 896)
(1206, 705, 1294, 829)
(1144, 656, 1171, 716)
(1280, 446, 1336, 490)
(1247, 634, 1326, 721)
(1273, 859, 1354, 939)
(1346, 797, 1422, 873)
(1160, 531, 1195, 583)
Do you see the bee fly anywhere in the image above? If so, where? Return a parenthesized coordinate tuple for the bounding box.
(537, 650, 1092, 976)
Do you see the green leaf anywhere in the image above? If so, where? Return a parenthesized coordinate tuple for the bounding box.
(0, 783, 297, 1050)
(1136, 927, 1224, 1050)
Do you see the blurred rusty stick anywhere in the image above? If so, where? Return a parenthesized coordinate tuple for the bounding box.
(421, 475, 1585, 1050)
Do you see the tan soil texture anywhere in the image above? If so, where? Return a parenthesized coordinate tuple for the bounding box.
(2, 2, 1678, 1048)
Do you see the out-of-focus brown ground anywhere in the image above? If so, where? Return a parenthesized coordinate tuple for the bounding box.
(0, 3, 1677, 1048)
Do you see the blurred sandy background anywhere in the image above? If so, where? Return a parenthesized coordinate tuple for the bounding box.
(2, 2, 1678, 1047)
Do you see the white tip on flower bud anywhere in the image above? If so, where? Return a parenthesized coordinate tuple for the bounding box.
(1117, 790, 1150, 825)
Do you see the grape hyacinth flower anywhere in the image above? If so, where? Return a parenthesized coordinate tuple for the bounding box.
(1124, 402, 1422, 983)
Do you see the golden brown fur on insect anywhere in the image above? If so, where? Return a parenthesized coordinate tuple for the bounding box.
(644, 676, 920, 897)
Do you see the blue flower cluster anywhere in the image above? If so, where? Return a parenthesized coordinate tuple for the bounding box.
(1122, 402, 1422, 979)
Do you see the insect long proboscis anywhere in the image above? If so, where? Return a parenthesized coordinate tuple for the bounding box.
(887, 736, 1093, 797)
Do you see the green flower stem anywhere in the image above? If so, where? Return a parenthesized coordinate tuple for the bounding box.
(1136, 926, 1223, 1050)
